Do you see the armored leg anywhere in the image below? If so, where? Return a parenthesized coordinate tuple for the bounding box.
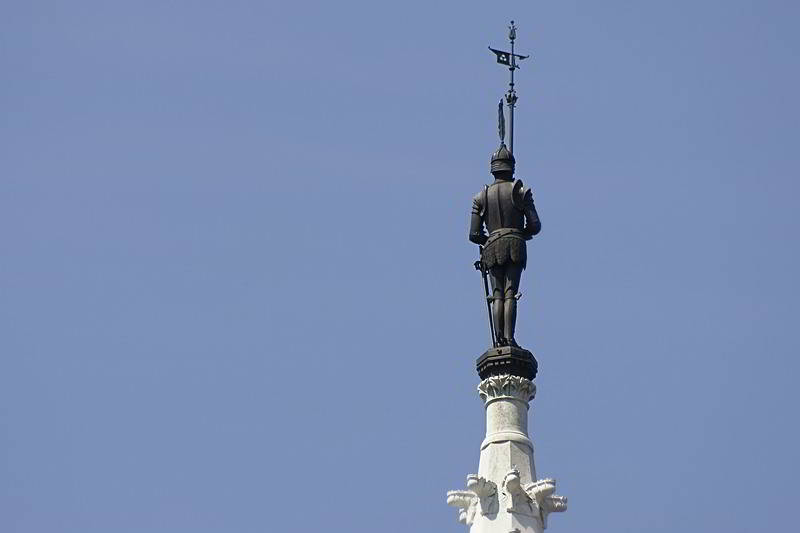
(489, 266, 506, 345)
(503, 263, 523, 344)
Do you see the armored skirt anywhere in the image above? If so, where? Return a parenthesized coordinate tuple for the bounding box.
(482, 229, 527, 270)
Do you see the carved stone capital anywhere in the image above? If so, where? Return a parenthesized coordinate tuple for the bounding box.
(478, 374, 536, 404)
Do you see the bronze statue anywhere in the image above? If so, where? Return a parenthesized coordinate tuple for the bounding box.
(469, 143, 540, 347)
(471, 21, 540, 381)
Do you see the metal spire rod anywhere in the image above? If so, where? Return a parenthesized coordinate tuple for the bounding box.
(506, 21, 519, 154)
(489, 21, 529, 155)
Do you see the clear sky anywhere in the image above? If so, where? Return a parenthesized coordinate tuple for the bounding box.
(2, 1, 799, 532)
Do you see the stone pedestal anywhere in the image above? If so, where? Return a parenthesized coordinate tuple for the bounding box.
(447, 367, 567, 532)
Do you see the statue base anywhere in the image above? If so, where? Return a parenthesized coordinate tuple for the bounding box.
(477, 346, 538, 380)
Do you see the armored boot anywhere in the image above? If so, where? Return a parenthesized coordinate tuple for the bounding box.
(504, 293, 518, 346)
(492, 291, 506, 345)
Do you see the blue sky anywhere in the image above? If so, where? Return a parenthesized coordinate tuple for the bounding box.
(1, 1, 799, 532)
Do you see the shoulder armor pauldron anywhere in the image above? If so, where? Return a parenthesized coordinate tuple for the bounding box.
(479, 185, 488, 217)
(511, 179, 526, 211)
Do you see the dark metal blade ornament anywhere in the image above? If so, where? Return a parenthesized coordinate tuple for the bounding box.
(498, 99, 506, 144)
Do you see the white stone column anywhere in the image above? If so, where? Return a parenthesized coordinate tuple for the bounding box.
(447, 374, 567, 532)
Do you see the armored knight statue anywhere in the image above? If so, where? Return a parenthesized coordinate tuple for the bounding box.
(469, 143, 540, 347)
(448, 25, 568, 533)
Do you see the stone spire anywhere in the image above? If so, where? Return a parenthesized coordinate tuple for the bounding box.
(446, 374, 567, 532)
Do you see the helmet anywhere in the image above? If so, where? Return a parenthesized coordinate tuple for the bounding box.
(490, 143, 515, 174)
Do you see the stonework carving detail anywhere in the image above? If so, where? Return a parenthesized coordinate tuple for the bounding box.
(478, 374, 536, 403)
(446, 490, 478, 526)
(524, 478, 568, 529)
(502, 468, 536, 517)
(448, 474, 567, 529)
(468, 475, 499, 516)
(447, 475, 498, 525)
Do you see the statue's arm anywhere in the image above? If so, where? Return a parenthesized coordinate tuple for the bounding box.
(523, 188, 541, 239)
(469, 194, 488, 245)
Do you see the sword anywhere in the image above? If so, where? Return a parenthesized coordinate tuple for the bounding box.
(474, 247, 497, 348)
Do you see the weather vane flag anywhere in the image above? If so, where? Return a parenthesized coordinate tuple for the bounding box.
(489, 20, 529, 154)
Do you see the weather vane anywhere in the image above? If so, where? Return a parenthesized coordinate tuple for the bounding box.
(489, 20, 529, 154)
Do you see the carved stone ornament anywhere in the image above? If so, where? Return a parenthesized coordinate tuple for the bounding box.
(447, 475, 498, 525)
(502, 467, 536, 517)
(478, 374, 536, 403)
(524, 478, 568, 529)
(446, 490, 478, 526)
